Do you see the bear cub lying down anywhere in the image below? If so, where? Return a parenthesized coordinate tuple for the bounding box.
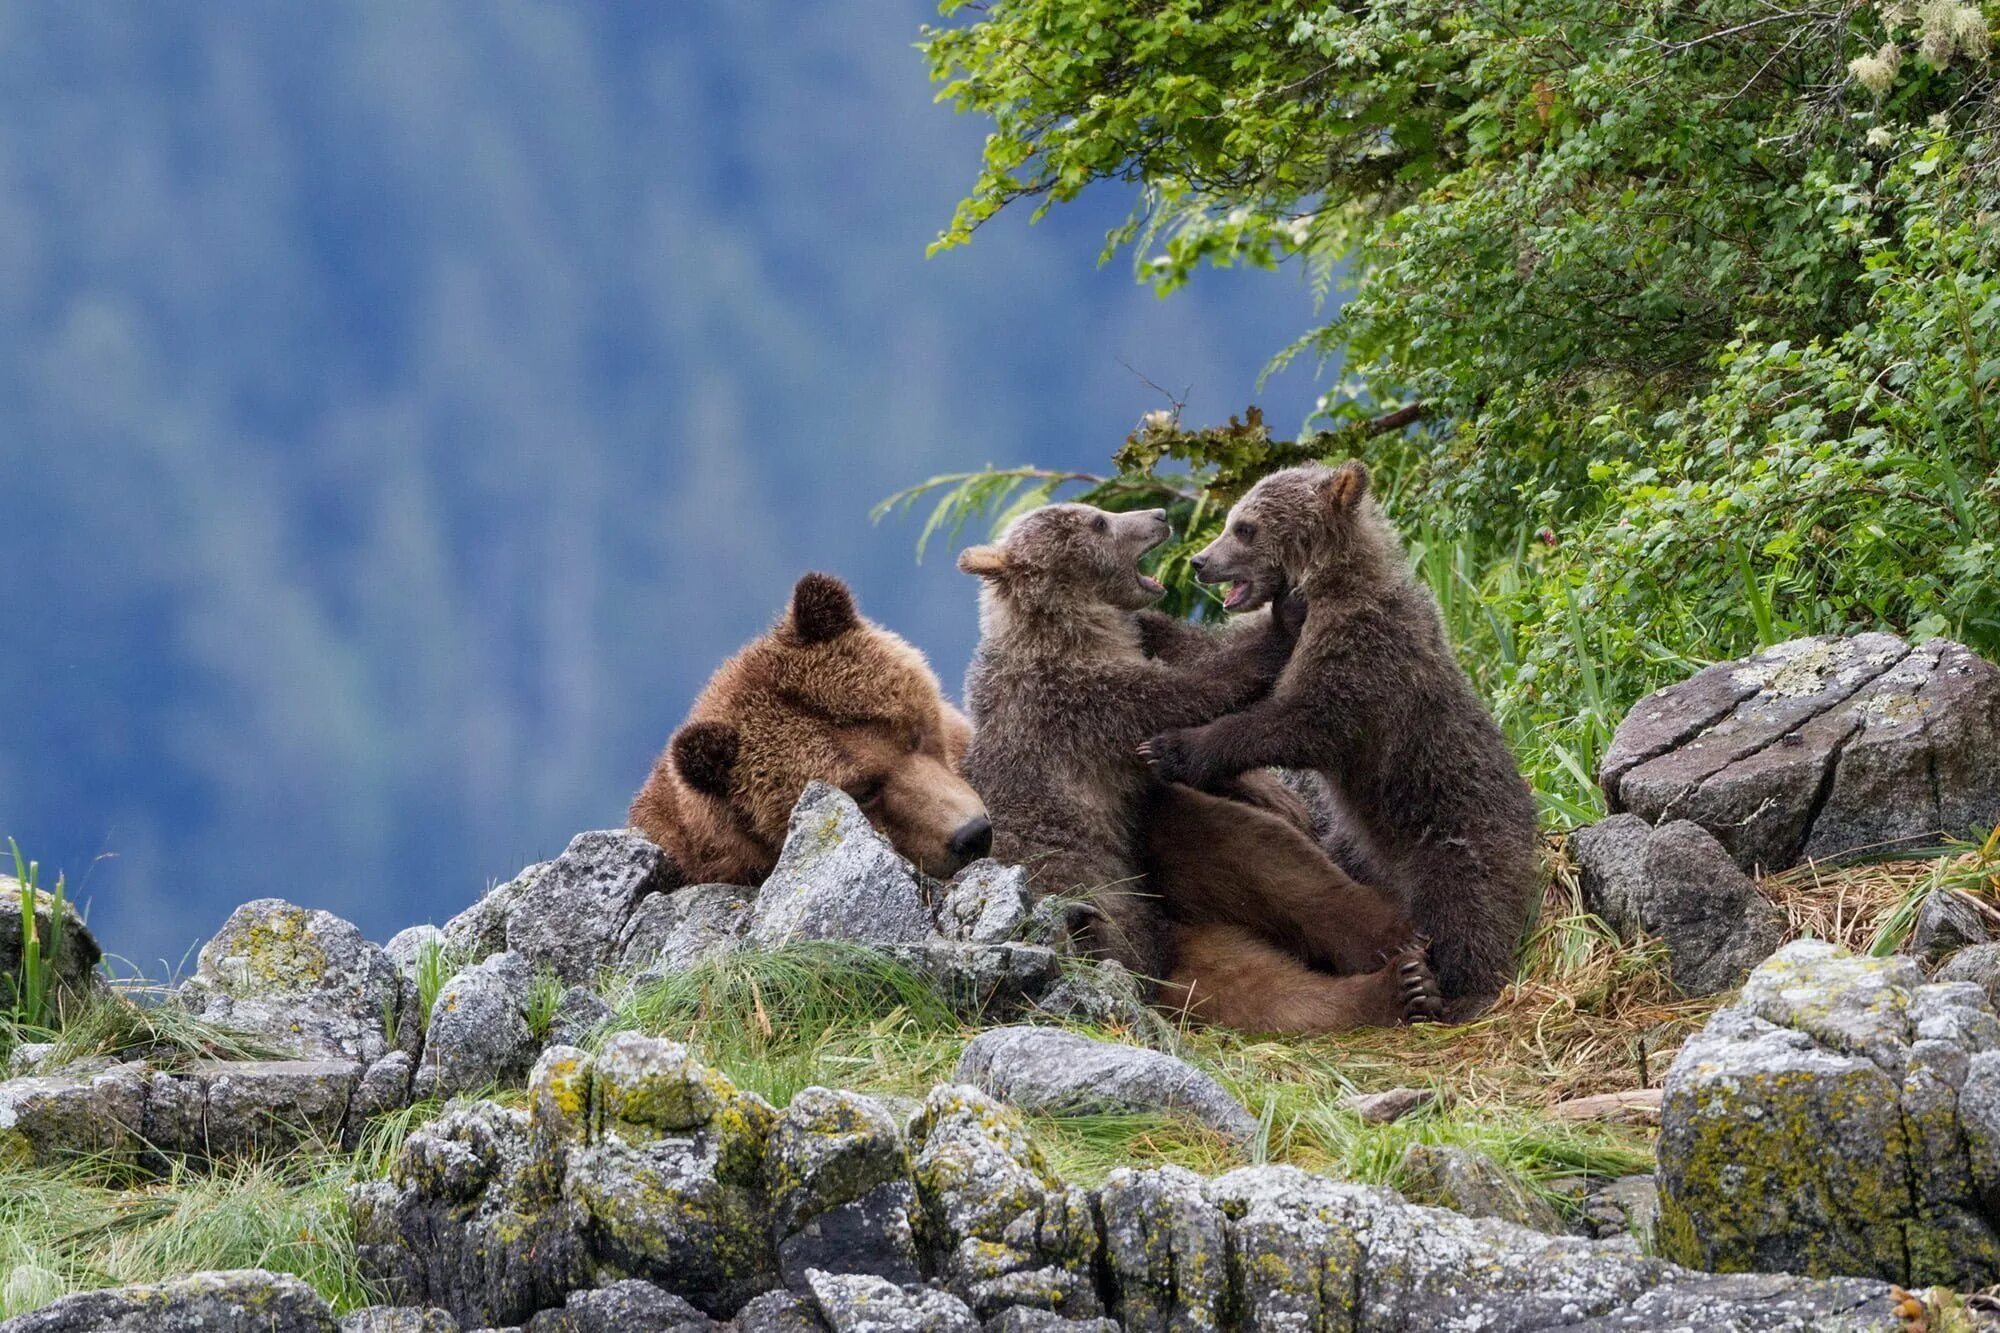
(959, 503, 1440, 1032)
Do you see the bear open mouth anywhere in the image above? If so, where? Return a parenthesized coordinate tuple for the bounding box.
(1137, 573, 1166, 595)
(1223, 581, 1255, 609)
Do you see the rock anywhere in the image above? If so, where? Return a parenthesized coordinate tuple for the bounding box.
(955, 1027, 1255, 1142)
(908, 1085, 1100, 1320)
(1581, 1175, 1661, 1245)
(1938, 942, 2000, 1006)
(442, 863, 547, 961)
(1343, 1087, 1435, 1124)
(1912, 888, 1993, 963)
(506, 831, 681, 984)
(521, 1280, 715, 1331)
(621, 884, 753, 977)
(338, 1310, 459, 1333)
(1096, 1166, 1228, 1331)
(1571, 815, 1786, 994)
(1549, 1088, 1664, 1125)
(1602, 634, 2000, 873)
(876, 942, 1063, 1021)
(178, 899, 414, 1065)
(0, 1062, 148, 1165)
(935, 861, 1029, 944)
(1658, 939, 2000, 1287)
(749, 785, 933, 948)
(1030, 961, 1178, 1049)
(731, 1290, 829, 1333)
(384, 925, 450, 983)
(802, 1272, 977, 1333)
(765, 1088, 921, 1290)
(981, 1313, 1120, 1333)
(196, 1058, 361, 1159)
(545, 985, 612, 1048)
(352, 1051, 416, 1125)
(0, 1269, 335, 1331)
(0, 875, 102, 1010)
(1398, 1143, 1564, 1233)
(414, 952, 538, 1101)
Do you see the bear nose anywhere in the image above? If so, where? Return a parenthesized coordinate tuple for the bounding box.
(949, 817, 993, 864)
(1190, 552, 1209, 574)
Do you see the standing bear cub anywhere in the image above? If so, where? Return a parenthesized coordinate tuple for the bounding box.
(630, 572, 992, 884)
(1143, 462, 1542, 1019)
(960, 503, 1438, 1031)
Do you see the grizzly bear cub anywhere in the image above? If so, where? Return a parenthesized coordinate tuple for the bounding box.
(960, 503, 1438, 1031)
(1142, 462, 1542, 1020)
(630, 572, 992, 884)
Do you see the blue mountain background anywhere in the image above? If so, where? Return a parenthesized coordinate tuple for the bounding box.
(0, 4, 1327, 970)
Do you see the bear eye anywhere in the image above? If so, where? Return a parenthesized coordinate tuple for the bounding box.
(1090, 514, 1109, 534)
(1234, 519, 1259, 541)
(848, 777, 886, 806)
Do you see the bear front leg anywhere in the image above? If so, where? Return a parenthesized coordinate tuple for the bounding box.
(1140, 698, 1314, 792)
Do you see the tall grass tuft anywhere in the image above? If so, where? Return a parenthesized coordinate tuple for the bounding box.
(6, 840, 67, 1036)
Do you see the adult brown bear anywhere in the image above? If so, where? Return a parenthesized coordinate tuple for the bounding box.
(630, 573, 993, 883)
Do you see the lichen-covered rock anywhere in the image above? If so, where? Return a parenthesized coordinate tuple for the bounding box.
(0, 1062, 148, 1165)
(765, 1089, 920, 1290)
(0, 875, 103, 1010)
(506, 831, 681, 984)
(351, 1051, 416, 1127)
(0, 1269, 336, 1332)
(545, 985, 612, 1048)
(876, 942, 1062, 1020)
(1030, 960, 1178, 1049)
(337, 1309, 458, 1333)
(1658, 939, 2000, 1287)
(383, 925, 449, 983)
(983, 1309, 1122, 1332)
(1911, 888, 1993, 963)
(802, 1271, 976, 1333)
(731, 1290, 829, 1333)
(908, 1085, 1100, 1321)
(414, 952, 537, 1101)
(955, 1027, 1254, 1142)
(1096, 1166, 1227, 1332)
(1398, 1143, 1563, 1233)
(442, 862, 547, 961)
(520, 1280, 715, 1331)
(750, 785, 934, 949)
(935, 861, 1029, 944)
(1571, 814, 1785, 994)
(195, 1058, 362, 1160)
(620, 884, 753, 977)
(1602, 634, 2000, 872)
(178, 899, 413, 1065)
(1581, 1175, 1661, 1247)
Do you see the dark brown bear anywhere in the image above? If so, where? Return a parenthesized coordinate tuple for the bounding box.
(630, 573, 992, 884)
(1142, 462, 1542, 1020)
(959, 503, 1437, 1031)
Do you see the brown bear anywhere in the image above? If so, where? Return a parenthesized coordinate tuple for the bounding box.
(630, 572, 993, 884)
(959, 503, 1438, 1032)
(1141, 461, 1542, 1020)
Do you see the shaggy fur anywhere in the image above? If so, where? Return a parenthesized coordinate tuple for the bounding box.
(960, 503, 1437, 1031)
(631, 572, 990, 884)
(1142, 462, 1543, 1020)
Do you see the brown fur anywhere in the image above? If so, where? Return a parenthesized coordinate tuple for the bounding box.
(631, 572, 990, 884)
(1142, 462, 1543, 1020)
(959, 504, 1434, 1032)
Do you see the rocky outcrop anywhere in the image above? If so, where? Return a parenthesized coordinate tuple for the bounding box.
(1570, 815, 1786, 994)
(0, 1269, 335, 1332)
(1601, 634, 2000, 873)
(936, 860, 1030, 945)
(955, 1027, 1255, 1142)
(619, 883, 754, 978)
(504, 830, 682, 983)
(1911, 889, 1993, 964)
(749, 783, 936, 949)
(412, 951, 539, 1101)
(0, 874, 102, 1009)
(1398, 1143, 1563, 1233)
(1659, 940, 2000, 1288)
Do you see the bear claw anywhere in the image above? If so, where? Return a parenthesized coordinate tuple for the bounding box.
(1393, 943, 1445, 1024)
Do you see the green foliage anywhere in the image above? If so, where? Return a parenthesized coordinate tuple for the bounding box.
(917, 0, 2000, 819)
(6, 840, 68, 1036)
(525, 968, 566, 1044)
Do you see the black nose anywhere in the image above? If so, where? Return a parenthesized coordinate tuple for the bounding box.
(1190, 552, 1209, 574)
(949, 817, 993, 863)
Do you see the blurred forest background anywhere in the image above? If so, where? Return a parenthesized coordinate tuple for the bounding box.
(0, 5, 1324, 967)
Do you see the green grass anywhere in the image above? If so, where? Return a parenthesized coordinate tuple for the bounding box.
(6, 839, 70, 1039)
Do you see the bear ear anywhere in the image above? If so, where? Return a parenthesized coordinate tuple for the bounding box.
(1322, 460, 1371, 512)
(957, 545, 1010, 579)
(670, 721, 740, 798)
(789, 572, 861, 644)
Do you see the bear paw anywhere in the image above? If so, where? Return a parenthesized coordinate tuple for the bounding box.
(1136, 729, 1204, 788)
(1389, 939, 1445, 1025)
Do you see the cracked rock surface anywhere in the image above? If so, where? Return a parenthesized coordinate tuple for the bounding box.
(1601, 634, 2000, 873)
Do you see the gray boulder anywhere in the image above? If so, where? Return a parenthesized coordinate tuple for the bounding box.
(442, 862, 547, 960)
(982, 1313, 1120, 1333)
(802, 1272, 976, 1333)
(1658, 939, 2000, 1286)
(521, 1280, 714, 1331)
(1603, 634, 2000, 872)
(621, 883, 753, 977)
(1581, 1175, 1661, 1246)
(935, 861, 1029, 944)
(1096, 1166, 1228, 1331)
(749, 785, 933, 948)
(506, 831, 681, 984)
(178, 899, 414, 1065)
(1911, 888, 1992, 963)
(0, 1062, 148, 1165)
(414, 952, 538, 1101)
(1344, 1087, 1435, 1124)
(765, 1089, 921, 1290)
(0, 874, 102, 1010)
(0, 1269, 335, 1332)
(1398, 1143, 1563, 1233)
(1937, 942, 2000, 1006)
(383, 925, 450, 983)
(732, 1290, 829, 1333)
(955, 1027, 1255, 1142)
(338, 1310, 459, 1333)
(196, 1058, 362, 1159)
(878, 942, 1063, 1021)
(1571, 815, 1785, 994)
(545, 985, 612, 1048)
(1030, 960, 1178, 1049)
